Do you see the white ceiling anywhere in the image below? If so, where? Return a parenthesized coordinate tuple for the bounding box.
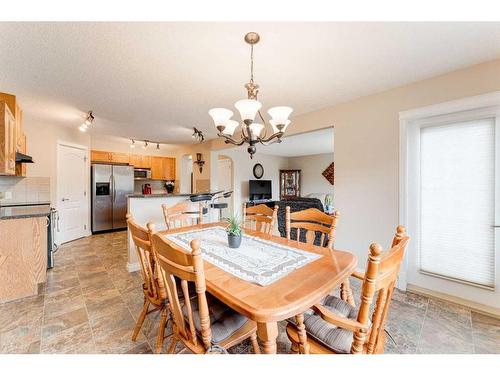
(1, 22, 499, 144)
(259, 127, 334, 157)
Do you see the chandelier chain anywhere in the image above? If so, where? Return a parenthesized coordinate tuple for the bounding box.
(250, 44, 254, 83)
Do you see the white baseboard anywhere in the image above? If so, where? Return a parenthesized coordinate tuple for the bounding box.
(407, 284, 500, 318)
(126, 262, 140, 273)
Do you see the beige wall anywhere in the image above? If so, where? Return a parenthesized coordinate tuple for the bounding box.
(290, 59, 500, 262)
(210, 148, 290, 214)
(24, 118, 91, 205)
(288, 153, 334, 198)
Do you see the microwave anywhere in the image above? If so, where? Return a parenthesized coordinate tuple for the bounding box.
(134, 168, 151, 180)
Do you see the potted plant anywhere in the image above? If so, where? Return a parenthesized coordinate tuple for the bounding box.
(225, 214, 243, 248)
(165, 181, 175, 194)
(324, 194, 333, 214)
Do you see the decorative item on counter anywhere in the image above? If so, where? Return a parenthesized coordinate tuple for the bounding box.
(324, 194, 334, 214)
(165, 181, 175, 194)
(225, 213, 243, 248)
(142, 183, 152, 195)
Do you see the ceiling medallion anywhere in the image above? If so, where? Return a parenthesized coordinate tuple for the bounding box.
(208, 32, 293, 158)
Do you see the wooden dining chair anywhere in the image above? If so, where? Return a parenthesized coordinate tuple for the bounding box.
(151, 233, 260, 354)
(127, 214, 171, 354)
(242, 203, 278, 234)
(286, 225, 410, 354)
(162, 201, 203, 230)
(284, 207, 354, 304)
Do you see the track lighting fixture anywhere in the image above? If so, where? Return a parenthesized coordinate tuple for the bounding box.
(79, 111, 95, 132)
(192, 127, 205, 143)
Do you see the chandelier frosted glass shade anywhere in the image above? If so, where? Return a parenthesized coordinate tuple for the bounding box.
(222, 120, 239, 136)
(270, 119, 291, 134)
(268, 106, 293, 126)
(208, 108, 234, 126)
(248, 123, 264, 137)
(235, 99, 262, 121)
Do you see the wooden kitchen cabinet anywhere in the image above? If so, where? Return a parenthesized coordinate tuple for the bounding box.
(129, 154, 151, 169)
(163, 157, 176, 180)
(150, 156, 175, 180)
(0, 102, 16, 176)
(15, 134, 27, 177)
(150, 156, 164, 179)
(110, 152, 129, 164)
(0, 217, 47, 303)
(140, 155, 152, 169)
(91, 150, 112, 163)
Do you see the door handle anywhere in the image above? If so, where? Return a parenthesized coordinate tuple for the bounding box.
(493, 225, 500, 228)
(61, 198, 69, 202)
(113, 176, 116, 202)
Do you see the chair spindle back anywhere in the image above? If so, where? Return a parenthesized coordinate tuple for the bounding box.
(285, 207, 340, 249)
(162, 201, 203, 230)
(243, 203, 278, 234)
(151, 234, 212, 350)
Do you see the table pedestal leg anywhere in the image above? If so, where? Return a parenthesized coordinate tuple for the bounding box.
(257, 322, 278, 354)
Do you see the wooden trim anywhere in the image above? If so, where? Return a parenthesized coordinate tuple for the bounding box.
(407, 284, 500, 318)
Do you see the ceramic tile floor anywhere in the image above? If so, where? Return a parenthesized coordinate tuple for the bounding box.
(1, 231, 499, 354)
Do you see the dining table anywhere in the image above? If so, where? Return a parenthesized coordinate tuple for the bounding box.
(159, 222, 358, 354)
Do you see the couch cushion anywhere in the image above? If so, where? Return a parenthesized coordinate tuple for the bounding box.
(182, 293, 248, 344)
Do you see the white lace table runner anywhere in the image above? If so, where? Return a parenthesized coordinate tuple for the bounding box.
(164, 226, 322, 286)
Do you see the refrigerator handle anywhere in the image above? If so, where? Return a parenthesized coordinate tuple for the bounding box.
(113, 175, 116, 202)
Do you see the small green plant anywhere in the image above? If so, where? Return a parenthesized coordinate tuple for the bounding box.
(225, 214, 243, 236)
(325, 194, 333, 206)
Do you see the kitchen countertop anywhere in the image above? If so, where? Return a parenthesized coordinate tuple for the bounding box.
(0, 204, 51, 220)
(127, 193, 192, 199)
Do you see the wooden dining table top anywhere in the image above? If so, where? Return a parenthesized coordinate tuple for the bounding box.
(158, 222, 358, 323)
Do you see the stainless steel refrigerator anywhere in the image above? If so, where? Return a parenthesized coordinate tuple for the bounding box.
(91, 164, 134, 232)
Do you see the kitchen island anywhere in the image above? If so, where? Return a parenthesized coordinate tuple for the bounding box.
(126, 193, 193, 272)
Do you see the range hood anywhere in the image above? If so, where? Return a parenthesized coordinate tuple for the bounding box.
(15, 152, 34, 163)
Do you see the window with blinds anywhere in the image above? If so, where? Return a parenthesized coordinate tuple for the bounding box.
(419, 118, 495, 288)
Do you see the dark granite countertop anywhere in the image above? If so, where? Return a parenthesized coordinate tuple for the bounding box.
(127, 193, 192, 199)
(0, 204, 51, 220)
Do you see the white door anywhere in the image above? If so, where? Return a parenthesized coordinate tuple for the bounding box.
(403, 108, 500, 310)
(57, 144, 88, 244)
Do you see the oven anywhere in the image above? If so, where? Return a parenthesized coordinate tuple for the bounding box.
(134, 168, 151, 180)
(47, 207, 58, 269)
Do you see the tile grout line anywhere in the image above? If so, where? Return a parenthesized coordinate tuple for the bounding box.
(103, 237, 152, 352)
(75, 257, 99, 354)
(414, 295, 429, 354)
(470, 309, 476, 354)
(38, 278, 48, 354)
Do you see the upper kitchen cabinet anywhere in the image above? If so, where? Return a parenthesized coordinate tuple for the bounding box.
(91, 150, 130, 164)
(1, 92, 28, 177)
(0, 102, 16, 175)
(151, 156, 175, 180)
(110, 152, 129, 164)
(91, 150, 112, 163)
(129, 154, 151, 169)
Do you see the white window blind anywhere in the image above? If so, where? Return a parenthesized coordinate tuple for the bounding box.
(420, 118, 495, 288)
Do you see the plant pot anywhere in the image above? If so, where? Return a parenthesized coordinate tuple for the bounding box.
(227, 233, 242, 248)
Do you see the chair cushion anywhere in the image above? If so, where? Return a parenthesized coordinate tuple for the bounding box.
(182, 293, 248, 344)
(290, 295, 360, 354)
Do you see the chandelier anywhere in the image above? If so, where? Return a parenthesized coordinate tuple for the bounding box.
(208, 32, 293, 158)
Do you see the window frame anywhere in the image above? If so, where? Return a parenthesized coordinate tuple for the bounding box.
(399, 91, 500, 310)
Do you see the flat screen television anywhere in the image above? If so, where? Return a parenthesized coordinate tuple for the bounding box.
(249, 180, 272, 201)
